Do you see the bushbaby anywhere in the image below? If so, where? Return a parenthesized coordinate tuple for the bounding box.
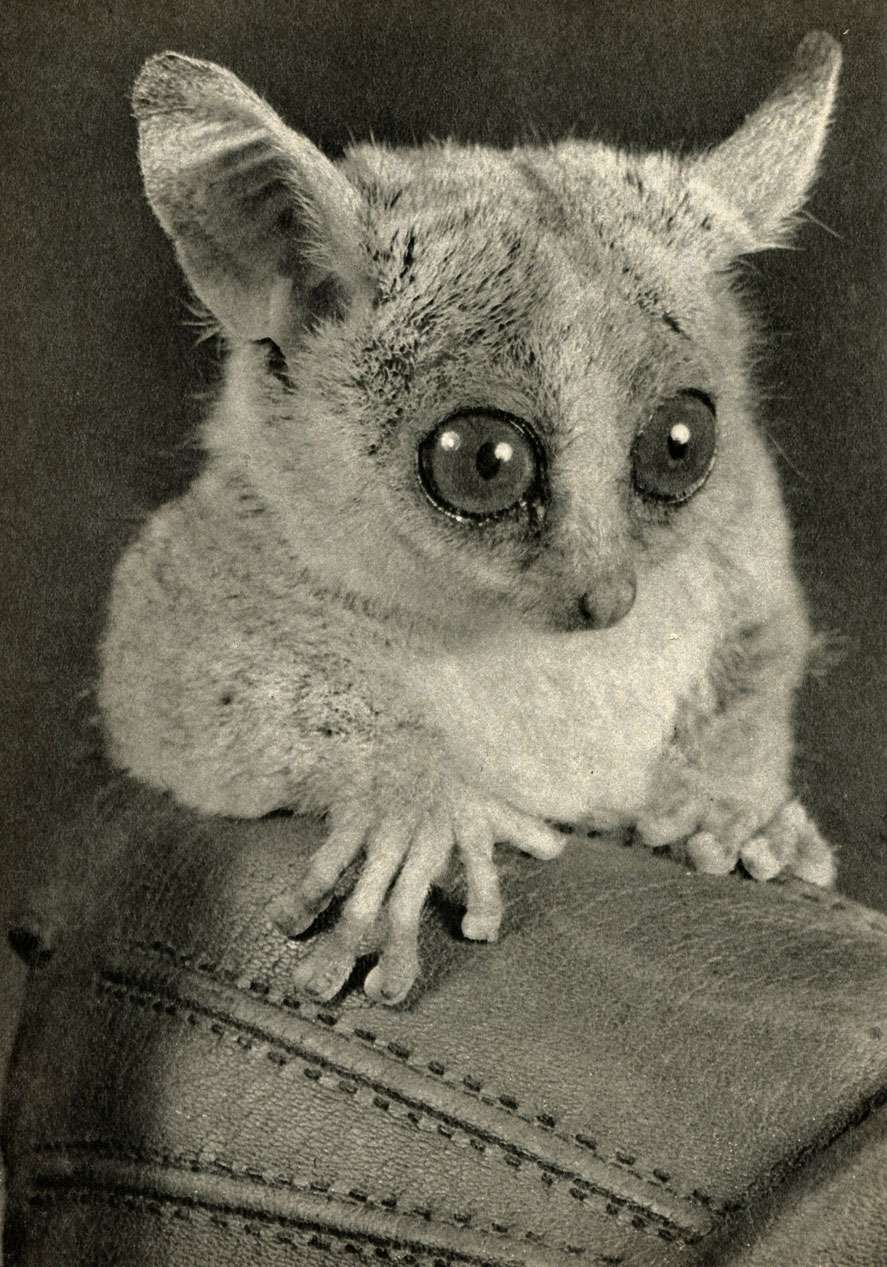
(100, 33, 841, 1004)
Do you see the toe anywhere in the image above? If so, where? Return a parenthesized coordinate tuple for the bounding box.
(455, 817, 503, 942)
(267, 891, 332, 938)
(489, 804, 566, 859)
(752, 800, 837, 888)
(363, 943, 419, 1006)
(635, 805, 701, 849)
(686, 830, 738, 875)
(778, 802, 837, 888)
(794, 848, 837, 888)
(291, 929, 358, 1001)
(738, 834, 782, 881)
(790, 817, 837, 887)
(461, 906, 501, 942)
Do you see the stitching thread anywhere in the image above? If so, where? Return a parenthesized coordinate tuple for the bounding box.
(30, 1140, 598, 1258)
(128, 936, 708, 1205)
(27, 1184, 595, 1265)
(94, 970, 696, 1242)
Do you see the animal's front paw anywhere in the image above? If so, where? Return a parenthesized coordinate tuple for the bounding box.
(272, 790, 565, 1005)
(685, 798, 836, 887)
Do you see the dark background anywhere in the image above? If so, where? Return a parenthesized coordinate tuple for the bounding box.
(0, 0, 884, 1125)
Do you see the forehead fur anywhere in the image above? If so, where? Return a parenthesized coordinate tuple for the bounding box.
(340, 140, 734, 434)
(343, 139, 695, 237)
(342, 138, 718, 306)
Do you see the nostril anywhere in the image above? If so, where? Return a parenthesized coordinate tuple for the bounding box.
(579, 571, 637, 630)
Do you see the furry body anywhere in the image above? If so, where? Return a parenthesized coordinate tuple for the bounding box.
(100, 36, 841, 1002)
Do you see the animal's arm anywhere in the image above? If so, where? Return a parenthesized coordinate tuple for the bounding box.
(99, 477, 565, 1004)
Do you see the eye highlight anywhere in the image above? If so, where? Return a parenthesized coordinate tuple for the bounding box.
(418, 410, 543, 520)
(631, 391, 717, 504)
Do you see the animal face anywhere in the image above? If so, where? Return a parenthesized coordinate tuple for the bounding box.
(232, 143, 756, 634)
(133, 39, 839, 635)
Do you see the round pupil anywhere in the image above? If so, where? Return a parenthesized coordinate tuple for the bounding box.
(476, 439, 514, 480)
(667, 422, 692, 460)
(632, 394, 716, 504)
(419, 413, 538, 518)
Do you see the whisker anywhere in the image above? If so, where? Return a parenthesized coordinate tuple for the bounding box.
(798, 209, 844, 242)
(760, 425, 816, 488)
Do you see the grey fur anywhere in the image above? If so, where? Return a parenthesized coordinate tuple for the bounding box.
(100, 34, 842, 1004)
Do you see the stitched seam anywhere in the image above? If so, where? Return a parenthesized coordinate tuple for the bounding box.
(94, 969, 696, 1242)
(29, 1141, 601, 1257)
(127, 936, 707, 1206)
(26, 1182, 599, 1264)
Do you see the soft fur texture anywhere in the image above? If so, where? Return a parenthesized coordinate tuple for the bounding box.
(100, 33, 841, 1005)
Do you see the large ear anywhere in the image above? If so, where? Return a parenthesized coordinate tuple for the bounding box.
(133, 53, 371, 341)
(688, 31, 842, 254)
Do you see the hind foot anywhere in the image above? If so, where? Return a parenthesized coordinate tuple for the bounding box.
(686, 798, 836, 887)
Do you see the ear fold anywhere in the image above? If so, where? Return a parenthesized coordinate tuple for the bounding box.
(688, 31, 842, 255)
(133, 53, 371, 342)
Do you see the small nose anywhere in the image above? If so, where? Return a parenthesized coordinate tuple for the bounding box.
(578, 570, 637, 630)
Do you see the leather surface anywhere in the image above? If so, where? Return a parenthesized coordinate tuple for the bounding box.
(3, 764, 887, 1265)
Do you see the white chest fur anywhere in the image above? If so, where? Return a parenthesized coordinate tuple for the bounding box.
(404, 563, 721, 825)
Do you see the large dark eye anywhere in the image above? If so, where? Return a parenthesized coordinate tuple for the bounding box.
(418, 410, 542, 519)
(631, 391, 717, 503)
